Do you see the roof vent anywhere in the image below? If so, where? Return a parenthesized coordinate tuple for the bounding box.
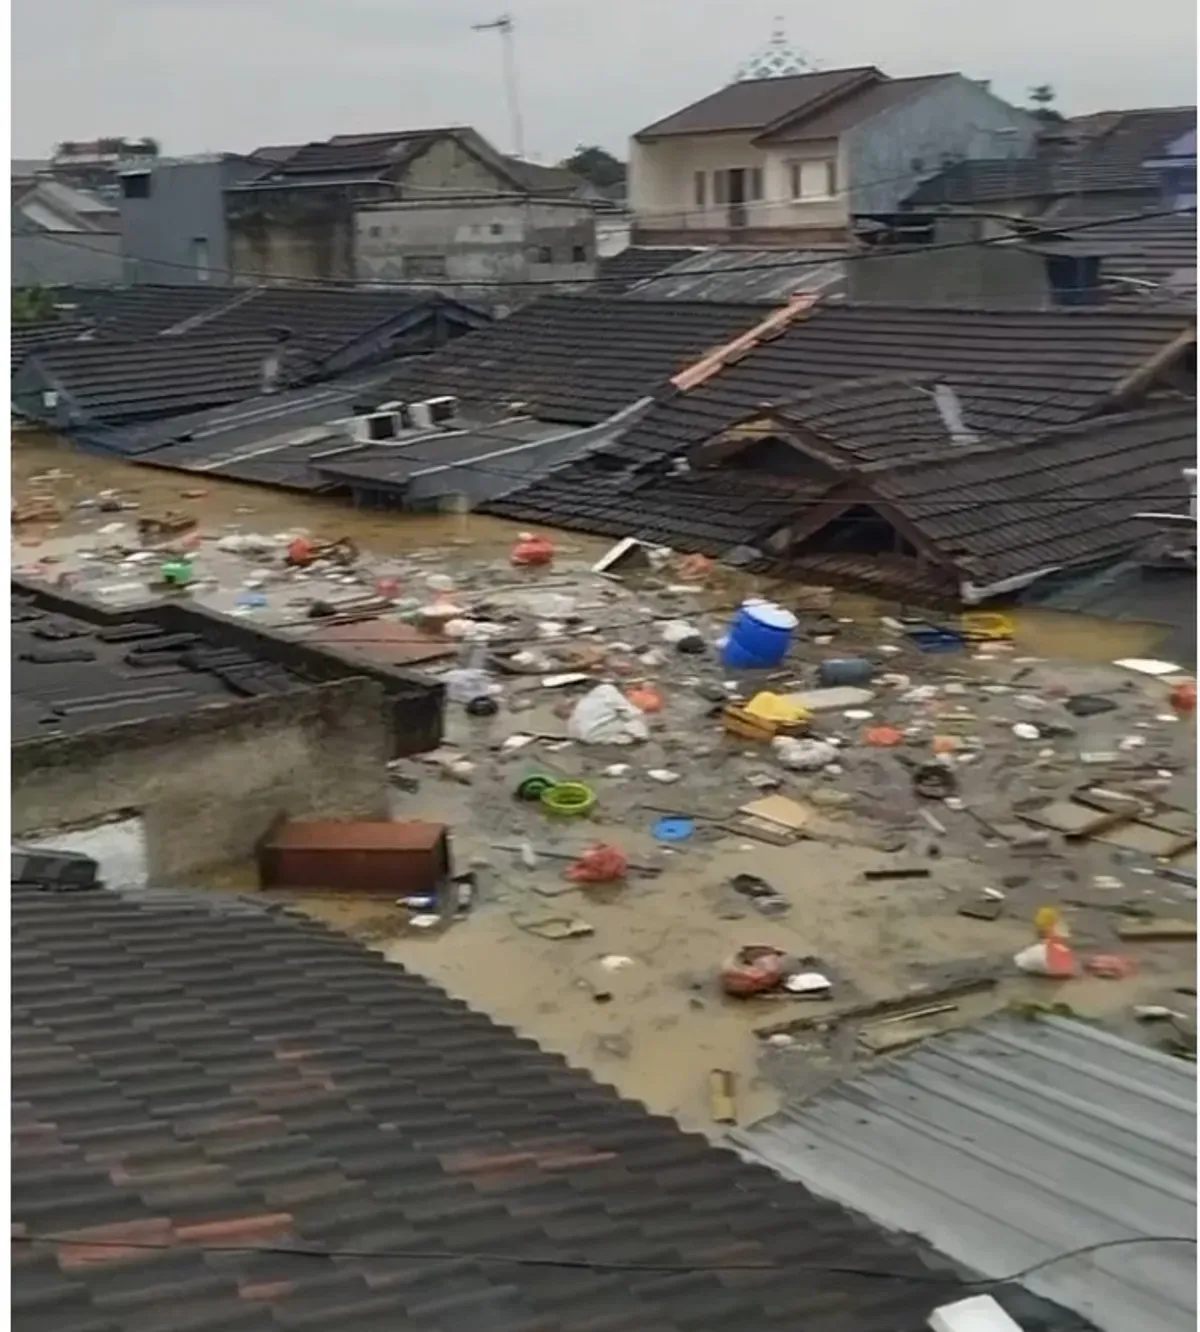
(353, 411, 402, 443)
(261, 350, 282, 396)
(405, 396, 458, 429)
(933, 384, 978, 444)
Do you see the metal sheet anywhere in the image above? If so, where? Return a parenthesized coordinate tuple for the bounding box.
(731, 1016, 1196, 1332)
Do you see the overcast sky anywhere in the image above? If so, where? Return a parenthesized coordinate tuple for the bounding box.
(12, 0, 1197, 161)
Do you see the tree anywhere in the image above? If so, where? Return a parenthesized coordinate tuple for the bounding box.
(558, 144, 626, 190)
(12, 287, 58, 325)
(1027, 84, 1064, 123)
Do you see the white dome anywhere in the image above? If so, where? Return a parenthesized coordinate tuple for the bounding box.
(734, 18, 819, 82)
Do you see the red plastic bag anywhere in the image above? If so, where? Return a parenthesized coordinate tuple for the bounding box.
(565, 843, 628, 884)
(625, 685, 664, 714)
(721, 945, 787, 997)
(511, 533, 555, 567)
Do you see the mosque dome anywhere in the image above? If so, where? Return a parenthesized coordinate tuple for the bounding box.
(733, 18, 819, 82)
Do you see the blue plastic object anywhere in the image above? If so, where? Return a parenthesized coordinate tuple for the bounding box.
(721, 600, 798, 669)
(905, 626, 965, 653)
(653, 816, 695, 842)
(817, 656, 875, 687)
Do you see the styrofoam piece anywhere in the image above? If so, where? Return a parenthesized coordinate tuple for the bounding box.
(781, 686, 874, 712)
(928, 1294, 1024, 1332)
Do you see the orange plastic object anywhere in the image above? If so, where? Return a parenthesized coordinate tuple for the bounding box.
(287, 536, 315, 566)
(931, 735, 958, 755)
(1170, 681, 1196, 714)
(511, 533, 555, 566)
(625, 685, 664, 714)
(565, 843, 628, 884)
(864, 725, 904, 748)
(676, 553, 713, 582)
(1044, 937, 1077, 978)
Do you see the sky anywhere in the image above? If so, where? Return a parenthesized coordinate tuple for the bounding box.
(11, 0, 1198, 161)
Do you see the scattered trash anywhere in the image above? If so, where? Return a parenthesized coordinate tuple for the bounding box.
(567, 684, 650, 745)
(510, 532, 555, 566)
(957, 894, 1005, 921)
(816, 657, 874, 688)
(730, 873, 789, 916)
(465, 695, 500, 717)
(783, 971, 832, 996)
(647, 768, 681, 784)
(783, 685, 874, 712)
(652, 816, 694, 842)
(772, 736, 837, 771)
(565, 843, 628, 884)
(722, 600, 798, 669)
(514, 914, 594, 940)
(721, 945, 788, 997)
(864, 725, 904, 748)
(911, 763, 958, 800)
(708, 1068, 737, 1124)
(1170, 681, 1197, 713)
(1086, 953, 1137, 979)
(540, 781, 597, 817)
(1114, 657, 1185, 678)
(599, 954, 636, 972)
(1013, 937, 1077, 977)
(1012, 722, 1041, 741)
(625, 684, 664, 714)
(1064, 694, 1118, 717)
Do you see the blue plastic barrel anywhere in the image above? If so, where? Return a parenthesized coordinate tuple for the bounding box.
(721, 600, 798, 669)
(817, 657, 874, 687)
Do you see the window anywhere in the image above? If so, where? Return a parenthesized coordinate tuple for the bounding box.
(401, 254, 448, 279)
(367, 225, 382, 239)
(713, 170, 728, 206)
(535, 246, 553, 264)
(120, 172, 151, 199)
(490, 222, 504, 235)
(693, 170, 706, 207)
(191, 237, 210, 282)
(790, 159, 836, 200)
(571, 244, 588, 263)
(748, 167, 764, 201)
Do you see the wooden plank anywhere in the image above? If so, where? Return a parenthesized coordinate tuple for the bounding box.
(754, 975, 996, 1039)
(738, 794, 812, 831)
(1116, 919, 1198, 942)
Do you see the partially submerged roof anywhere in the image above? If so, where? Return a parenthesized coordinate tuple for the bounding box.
(377, 295, 770, 425)
(622, 246, 846, 304)
(731, 1014, 1196, 1332)
(11, 591, 307, 740)
(807, 403, 1197, 590)
(11, 879, 1089, 1332)
(601, 302, 1196, 470)
(906, 156, 1164, 208)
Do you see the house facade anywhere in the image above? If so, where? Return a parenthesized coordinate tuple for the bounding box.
(225, 127, 590, 284)
(629, 66, 1038, 245)
(355, 196, 597, 305)
(118, 154, 267, 286)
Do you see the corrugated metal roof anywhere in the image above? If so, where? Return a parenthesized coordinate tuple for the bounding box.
(731, 1015, 1197, 1332)
(623, 247, 846, 303)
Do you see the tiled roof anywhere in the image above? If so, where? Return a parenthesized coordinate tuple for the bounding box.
(51, 287, 235, 341)
(635, 65, 880, 139)
(759, 73, 952, 143)
(598, 302, 1195, 469)
(905, 156, 1161, 207)
(377, 295, 768, 425)
(850, 403, 1197, 583)
(595, 248, 708, 295)
(16, 332, 305, 425)
(501, 157, 588, 195)
(11, 593, 306, 741)
(261, 131, 435, 180)
(1063, 105, 1197, 160)
(11, 879, 1090, 1332)
(1041, 212, 1197, 291)
(11, 318, 94, 374)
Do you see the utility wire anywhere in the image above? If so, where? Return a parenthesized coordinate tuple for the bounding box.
(9, 1231, 1194, 1285)
(23, 206, 1194, 293)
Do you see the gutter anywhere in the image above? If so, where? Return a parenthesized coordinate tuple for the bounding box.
(959, 565, 1063, 605)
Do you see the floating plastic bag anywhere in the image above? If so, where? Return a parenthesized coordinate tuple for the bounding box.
(565, 843, 628, 883)
(625, 684, 664, 714)
(567, 684, 650, 745)
(444, 667, 500, 704)
(511, 532, 555, 566)
(1014, 937, 1077, 977)
(721, 945, 787, 997)
(771, 736, 837, 771)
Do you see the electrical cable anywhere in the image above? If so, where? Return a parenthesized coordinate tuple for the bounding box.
(8, 1230, 1194, 1285)
(24, 206, 1194, 292)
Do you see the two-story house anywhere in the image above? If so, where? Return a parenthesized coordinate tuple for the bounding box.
(629, 65, 1038, 245)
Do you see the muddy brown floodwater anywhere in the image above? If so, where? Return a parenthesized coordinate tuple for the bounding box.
(15, 429, 1197, 1136)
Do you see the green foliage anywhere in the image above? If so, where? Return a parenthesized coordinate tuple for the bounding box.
(559, 145, 626, 189)
(12, 287, 58, 325)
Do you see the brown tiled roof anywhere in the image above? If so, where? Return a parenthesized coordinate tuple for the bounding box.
(849, 403, 1196, 583)
(635, 66, 880, 139)
(1063, 106, 1196, 158)
(11, 880, 1093, 1332)
(378, 295, 768, 425)
(759, 73, 953, 143)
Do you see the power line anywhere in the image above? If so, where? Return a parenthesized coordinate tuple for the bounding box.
(24, 206, 1194, 293)
(10, 1231, 1194, 1286)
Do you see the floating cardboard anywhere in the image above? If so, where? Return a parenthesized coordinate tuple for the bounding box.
(738, 795, 812, 831)
(781, 686, 874, 712)
(1115, 918, 1197, 941)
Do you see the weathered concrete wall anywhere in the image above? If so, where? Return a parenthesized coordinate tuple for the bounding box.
(12, 231, 125, 286)
(355, 198, 596, 288)
(12, 678, 389, 881)
(845, 242, 1053, 307)
(403, 136, 507, 194)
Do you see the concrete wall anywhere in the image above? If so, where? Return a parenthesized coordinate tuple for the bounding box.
(12, 231, 125, 286)
(403, 135, 511, 194)
(843, 76, 1040, 214)
(120, 157, 261, 285)
(12, 678, 390, 881)
(846, 242, 1053, 307)
(355, 198, 596, 289)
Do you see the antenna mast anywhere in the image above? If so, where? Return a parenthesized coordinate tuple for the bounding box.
(472, 14, 525, 160)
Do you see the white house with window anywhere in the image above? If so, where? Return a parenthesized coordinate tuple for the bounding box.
(629, 66, 1038, 245)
